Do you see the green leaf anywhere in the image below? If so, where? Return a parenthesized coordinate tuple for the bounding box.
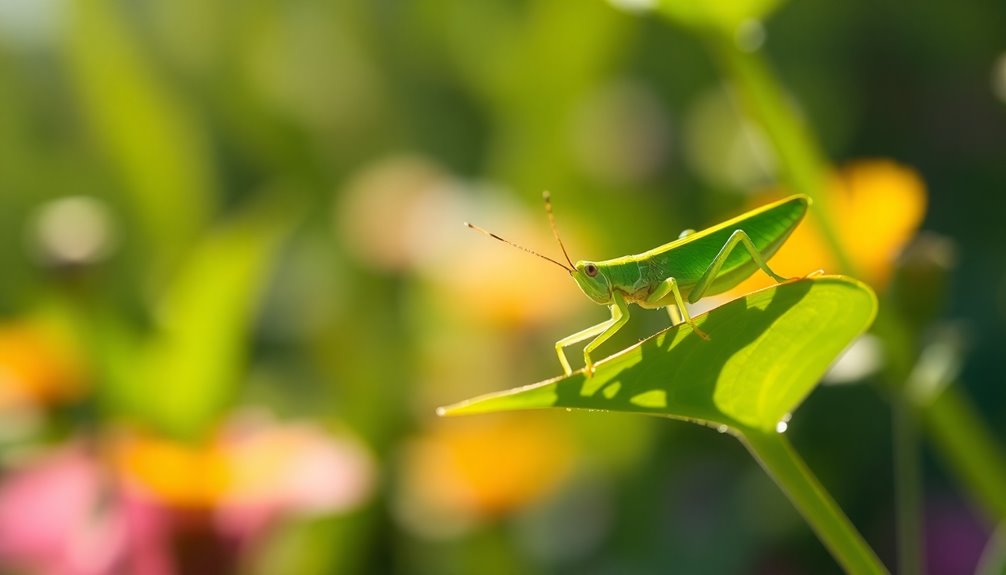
(439, 275, 877, 433)
(65, 0, 216, 266)
(110, 197, 299, 441)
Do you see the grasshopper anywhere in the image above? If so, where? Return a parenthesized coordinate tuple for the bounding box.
(466, 193, 809, 375)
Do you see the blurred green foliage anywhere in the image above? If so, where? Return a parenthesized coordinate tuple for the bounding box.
(0, 0, 1005, 573)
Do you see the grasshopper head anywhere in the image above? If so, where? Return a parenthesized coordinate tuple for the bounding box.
(572, 261, 612, 304)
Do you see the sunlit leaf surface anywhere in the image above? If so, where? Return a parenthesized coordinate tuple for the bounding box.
(440, 276, 876, 433)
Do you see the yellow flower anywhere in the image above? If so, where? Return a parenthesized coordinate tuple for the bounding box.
(728, 159, 927, 295)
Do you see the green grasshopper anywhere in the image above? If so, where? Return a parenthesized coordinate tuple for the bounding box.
(466, 193, 810, 376)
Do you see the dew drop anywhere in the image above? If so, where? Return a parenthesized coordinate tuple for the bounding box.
(716, 425, 728, 434)
(776, 420, 789, 434)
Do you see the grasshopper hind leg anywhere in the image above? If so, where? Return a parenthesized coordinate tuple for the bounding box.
(688, 229, 791, 304)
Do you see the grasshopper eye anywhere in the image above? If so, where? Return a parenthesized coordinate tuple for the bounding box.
(585, 263, 598, 277)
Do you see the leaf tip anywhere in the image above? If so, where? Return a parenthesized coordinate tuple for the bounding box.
(436, 401, 475, 417)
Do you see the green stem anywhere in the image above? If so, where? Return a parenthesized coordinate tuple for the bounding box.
(892, 397, 924, 575)
(740, 428, 889, 575)
(922, 384, 1006, 520)
(703, 30, 857, 277)
(683, 13, 1006, 564)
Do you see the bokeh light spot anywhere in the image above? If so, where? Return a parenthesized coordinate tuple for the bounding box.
(30, 196, 116, 267)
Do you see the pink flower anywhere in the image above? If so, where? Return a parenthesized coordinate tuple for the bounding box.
(0, 446, 124, 575)
(0, 413, 376, 575)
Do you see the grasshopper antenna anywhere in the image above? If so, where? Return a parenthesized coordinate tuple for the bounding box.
(464, 222, 573, 273)
(542, 191, 575, 270)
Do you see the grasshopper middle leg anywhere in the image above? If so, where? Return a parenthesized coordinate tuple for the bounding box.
(645, 276, 710, 340)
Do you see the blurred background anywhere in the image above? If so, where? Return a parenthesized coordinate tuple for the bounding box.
(0, 0, 1004, 573)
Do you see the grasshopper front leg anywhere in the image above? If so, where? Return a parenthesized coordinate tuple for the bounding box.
(555, 291, 630, 376)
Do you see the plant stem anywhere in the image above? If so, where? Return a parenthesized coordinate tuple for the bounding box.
(892, 397, 924, 574)
(922, 384, 1006, 520)
(740, 428, 889, 574)
(703, 30, 857, 277)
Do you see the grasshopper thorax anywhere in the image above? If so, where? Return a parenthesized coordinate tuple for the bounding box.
(572, 261, 612, 304)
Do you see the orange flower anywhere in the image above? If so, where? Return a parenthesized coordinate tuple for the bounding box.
(110, 414, 375, 515)
(728, 159, 927, 295)
(111, 433, 228, 508)
(396, 415, 575, 536)
(0, 320, 87, 409)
